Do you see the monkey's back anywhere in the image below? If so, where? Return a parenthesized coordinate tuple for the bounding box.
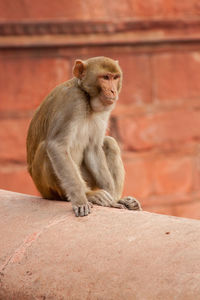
(26, 78, 77, 173)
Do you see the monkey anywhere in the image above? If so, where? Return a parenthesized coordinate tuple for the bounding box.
(26, 56, 142, 217)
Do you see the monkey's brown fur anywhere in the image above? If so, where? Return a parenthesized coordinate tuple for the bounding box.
(27, 56, 141, 216)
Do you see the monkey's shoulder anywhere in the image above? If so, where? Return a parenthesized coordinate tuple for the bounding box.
(46, 79, 88, 109)
(32, 80, 90, 135)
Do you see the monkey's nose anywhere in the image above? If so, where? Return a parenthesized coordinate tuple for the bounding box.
(111, 90, 115, 95)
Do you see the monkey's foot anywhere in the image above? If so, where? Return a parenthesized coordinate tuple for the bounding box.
(87, 190, 125, 209)
(87, 189, 113, 207)
(118, 197, 142, 211)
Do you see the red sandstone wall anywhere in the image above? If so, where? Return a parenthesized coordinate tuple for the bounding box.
(1, 0, 200, 20)
(1, 0, 200, 219)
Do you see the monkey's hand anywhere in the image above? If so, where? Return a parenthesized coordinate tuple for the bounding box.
(87, 190, 124, 209)
(72, 199, 92, 217)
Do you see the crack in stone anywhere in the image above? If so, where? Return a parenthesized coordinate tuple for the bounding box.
(0, 215, 68, 273)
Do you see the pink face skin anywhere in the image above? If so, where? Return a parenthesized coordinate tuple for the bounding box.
(98, 73, 121, 106)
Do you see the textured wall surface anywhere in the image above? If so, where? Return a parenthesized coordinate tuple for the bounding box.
(1, 189, 200, 300)
(1, 0, 200, 219)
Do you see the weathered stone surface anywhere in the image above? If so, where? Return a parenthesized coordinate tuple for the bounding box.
(0, 56, 70, 113)
(0, 189, 200, 300)
(119, 54, 152, 105)
(152, 52, 200, 102)
(118, 109, 200, 151)
(1, 0, 200, 20)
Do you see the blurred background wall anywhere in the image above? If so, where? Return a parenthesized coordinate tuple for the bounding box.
(1, 0, 200, 219)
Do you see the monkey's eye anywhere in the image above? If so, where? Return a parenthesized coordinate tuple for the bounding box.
(103, 75, 109, 80)
(114, 75, 120, 80)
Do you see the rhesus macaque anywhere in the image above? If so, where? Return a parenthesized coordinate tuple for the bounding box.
(27, 56, 142, 217)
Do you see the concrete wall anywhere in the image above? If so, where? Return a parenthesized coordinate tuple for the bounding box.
(1, 0, 200, 219)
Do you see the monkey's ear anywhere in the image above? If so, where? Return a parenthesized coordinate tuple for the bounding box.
(73, 60, 86, 79)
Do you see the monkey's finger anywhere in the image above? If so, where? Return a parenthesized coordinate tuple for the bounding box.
(135, 201, 142, 211)
(73, 206, 79, 217)
(128, 202, 142, 211)
(87, 203, 92, 213)
(84, 204, 90, 216)
(132, 201, 142, 210)
(79, 205, 88, 217)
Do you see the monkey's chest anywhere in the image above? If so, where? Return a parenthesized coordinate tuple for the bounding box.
(69, 119, 104, 165)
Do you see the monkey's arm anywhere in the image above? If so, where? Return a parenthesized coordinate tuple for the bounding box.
(45, 92, 91, 216)
(46, 141, 91, 216)
(84, 146, 115, 196)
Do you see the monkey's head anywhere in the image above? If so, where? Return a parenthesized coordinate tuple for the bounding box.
(73, 57, 122, 111)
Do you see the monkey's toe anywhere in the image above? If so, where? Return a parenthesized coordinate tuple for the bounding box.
(119, 197, 142, 211)
(110, 202, 125, 209)
(87, 189, 113, 207)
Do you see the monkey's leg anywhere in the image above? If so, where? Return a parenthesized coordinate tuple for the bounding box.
(83, 136, 124, 209)
(31, 142, 65, 200)
(80, 162, 115, 207)
(103, 136, 142, 211)
(84, 136, 124, 209)
(103, 136, 124, 200)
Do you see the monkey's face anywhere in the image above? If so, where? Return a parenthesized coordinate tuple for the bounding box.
(97, 73, 121, 106)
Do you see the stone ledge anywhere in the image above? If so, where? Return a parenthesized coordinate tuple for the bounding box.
(1, 19, 200, 48)
(0, 189, 200, 299)
(1, 19, 200, 36)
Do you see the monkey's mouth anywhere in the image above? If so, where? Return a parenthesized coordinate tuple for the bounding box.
(100, 96, 116, 105)
(104, 99, 115, 105)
